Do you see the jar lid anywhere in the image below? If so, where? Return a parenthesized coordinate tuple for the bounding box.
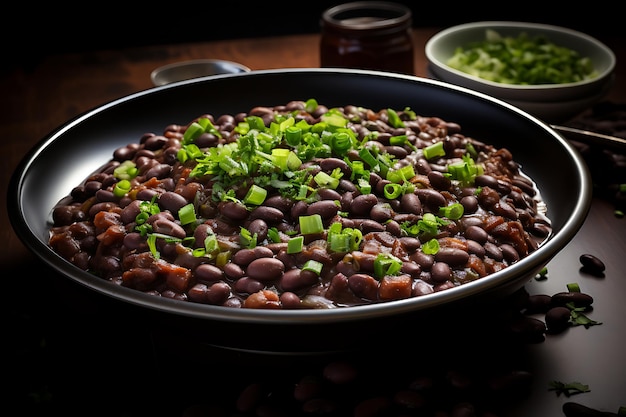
(321, 1, 412, 35)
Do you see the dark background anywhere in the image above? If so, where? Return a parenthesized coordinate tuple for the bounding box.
(10, 1, 621, 60)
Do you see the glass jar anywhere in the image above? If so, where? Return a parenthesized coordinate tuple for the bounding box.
(320, 1, 414, 74)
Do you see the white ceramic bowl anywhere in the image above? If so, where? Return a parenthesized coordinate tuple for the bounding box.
(151, 59, 251, 86)
(425, 21, 616, 121)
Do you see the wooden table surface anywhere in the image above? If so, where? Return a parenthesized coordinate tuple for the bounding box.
(3, 29, 626, 416)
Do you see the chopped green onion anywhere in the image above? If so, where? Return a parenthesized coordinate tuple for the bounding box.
(215, 251, 231, 267)
(386, 165, 415, 184)
(447, 29, 598, 85)
(204, 233, 219, 254)
(178, 203, 197, 225)
(329, 232, 350, 252)
(299, 214, 324, 235)
(240, 227, 257, 249)
(386, 108, 405, 128)
(305, 98, 318, 113)
(356, 178, 372, 194)
(447, 155, 483, 186)
(358, 147, 379, 170)
(113, 160, 138, 180)
(348, 228, 363, 250)
(314, 171, 340, 189)
(389, 134, 417, 151)
(302, 259, 324, 275)
(567, 282, 581, 293)
(147, 234, 160, 259)
(423, 141, 445, 160)
(182, 121, 205, 145)
(192, 247, 206, 257)
(287, 236, 304, 254)
(285, 126, 302, 146)
(246, 115, 266, 131)
(330, 132, 353, 154)
(321, 111, 348, 128)
(113, 179, 131, 197)
(243, 184, 268, 206)
(373, 253, 403, 278)
(383, 183, 403, 199)
(422, 238, 440, 255)
(418, 213, 441, 235)
(267, 227, 281, 243)
(439, 203, 464, 220)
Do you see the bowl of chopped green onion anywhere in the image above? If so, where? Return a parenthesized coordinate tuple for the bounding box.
(425, 21, 615, 122)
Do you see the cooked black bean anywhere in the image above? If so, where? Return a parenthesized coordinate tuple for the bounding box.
(144, 163, 172, 179)
(357, 219, 386, 233)
(400, 192, 422, 214)
(205, 282, 231, 305)
(219, 200, 249, 221)
(223, 262, 244, 279)
(246, 257, 285, 281)
(384, 219, 402, 236)
(48, 100, 552, 309)
(434, 247, 469, 266)
(250, 206, 284, 223)
(280, 268, 319, 292)
(579, 253, 606, 275)
(316, 187, 342, 201)
(431, 262, 452, 283)
(151, 218, 186, 238)
(545, 306, 572, 333)
(247, 218, 268, 242)
(264, 195, 294, 213)
(319, 157, 351, 175)
(524, 294, 553, 314)
(562, 401, 619, 417)
(350, 193, 378, 216)
(159, 191, 188, 213)
(500, 243, 520, 262)
(484, 242, 503, 261)
(307, 200, 340, 219)
(415, 188, 447, 210)
(551, 291, 594, 308)
(347, 273, 379, 300)
(234, 277, 265, 294)
(123, 232, 145, 250)
(194, 264, 224, 282)
(384, 145, 408, 159)
(507, 315, 547, 343)
(427, 170, 451, 190)
(369, 203, 393, 222)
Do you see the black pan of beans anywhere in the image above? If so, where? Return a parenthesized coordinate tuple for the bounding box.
(9, 69, 591, 349)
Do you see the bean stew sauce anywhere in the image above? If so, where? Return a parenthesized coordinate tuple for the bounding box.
(48, 99, 552, 309)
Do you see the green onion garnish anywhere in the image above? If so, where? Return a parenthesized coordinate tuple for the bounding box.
(439, 203, 464, 220)
(113, 179, 131, 197)
(287, 236, 304, 254)
(299, 214, 324, 235)
(422, 239, 440, 255)
(243, 184, 268, 206)
(423, 141, 445, 160)
(302, 259, 324, 275)
(113, 160, 138, 180)
(373, 253, 403, 278)
(178, 203, 197, 225)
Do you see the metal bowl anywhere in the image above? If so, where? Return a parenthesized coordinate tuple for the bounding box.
(8, 68, 591, 352)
